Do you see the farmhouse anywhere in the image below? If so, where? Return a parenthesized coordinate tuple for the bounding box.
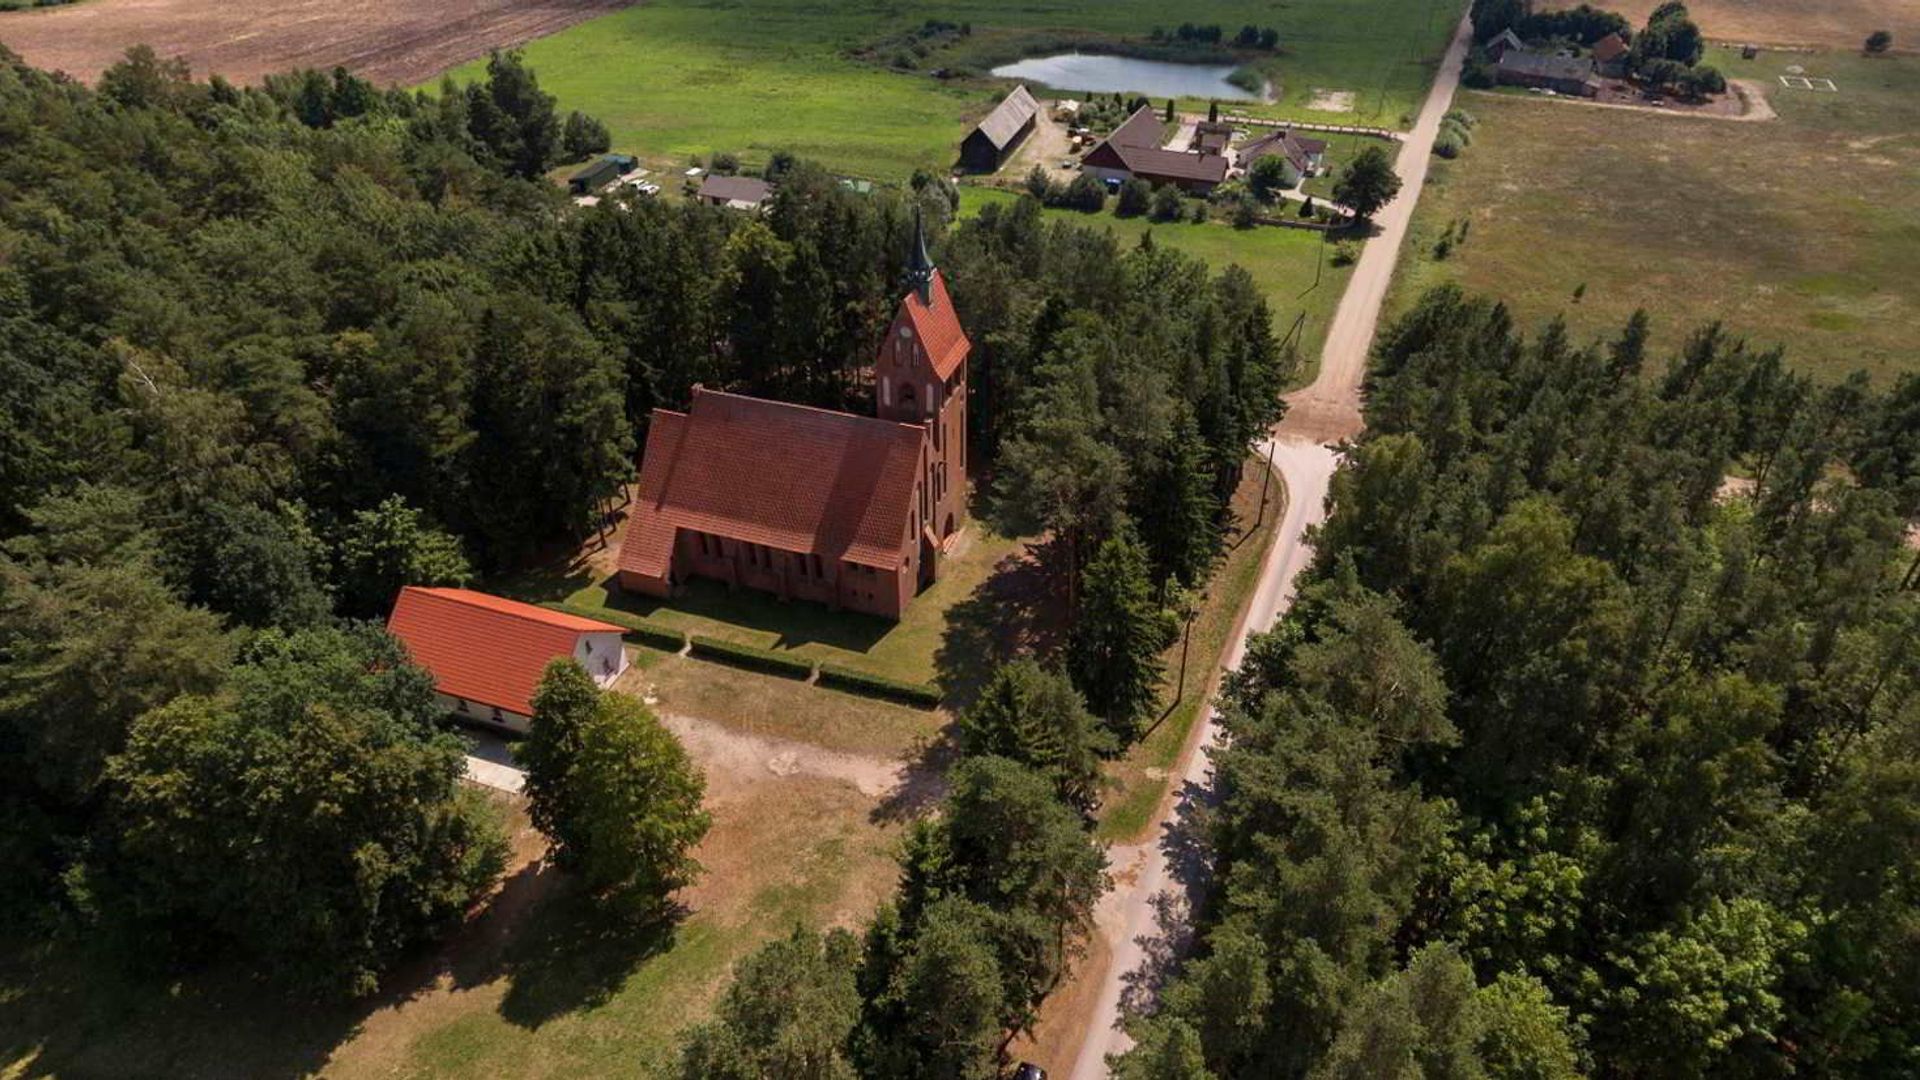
(697, 174, 773, 210)
(960, 84, 1040, 172)
(386, 587, 629, 732)
(1591, 32, 1629, 77)
(1081, 106, 1228, 193)
(1486, 28, 1527, 60)
(1496, 50, 1601, 97)
(1239, 127, 1328, 186)
(616, 221, 970, 620)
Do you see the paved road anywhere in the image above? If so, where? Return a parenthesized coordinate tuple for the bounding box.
(1062, 10, 1478, 1078)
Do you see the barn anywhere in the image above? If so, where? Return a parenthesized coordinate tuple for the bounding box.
(960, 84, 1040, 172)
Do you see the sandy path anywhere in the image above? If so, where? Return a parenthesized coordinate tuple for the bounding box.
(1057, 10, 1479, 1077)
(0, 0, 630, 86)
(659, 712, 924, 802)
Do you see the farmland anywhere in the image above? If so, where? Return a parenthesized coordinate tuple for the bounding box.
(0, 0, 626, 86)
(1391, 46, 1920, 383)
(441, 0, 1460, 180)
(1609, 0, 1917, 51)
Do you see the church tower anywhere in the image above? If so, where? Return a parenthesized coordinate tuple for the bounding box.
(875, 209, 970, 545)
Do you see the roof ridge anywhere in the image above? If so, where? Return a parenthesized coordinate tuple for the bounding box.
(404, 587, 621, 633)
(694, 386, 926, 436)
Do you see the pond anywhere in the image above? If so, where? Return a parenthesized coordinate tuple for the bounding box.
(988, 53, 1264, 102)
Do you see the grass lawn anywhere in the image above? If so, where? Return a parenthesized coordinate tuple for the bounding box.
(438, 0, 1460, 180)
(620, 645, 948, 759)
(957, 186, 1354, 381)
(1389, 47, 1920, 384)
(1098, 453, 1281, 841)
(3, 775, 906, 1079)
(503, 521, 1024, 688)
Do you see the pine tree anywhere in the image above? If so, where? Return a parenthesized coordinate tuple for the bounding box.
(1070, 523, 1172, 741)
(959, 660, 1113, 808)
(1135, 411, 1221, 589)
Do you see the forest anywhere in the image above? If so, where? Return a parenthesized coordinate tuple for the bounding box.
(1117, 290, 1920, 1077)
(0, 41, 1283, 1005)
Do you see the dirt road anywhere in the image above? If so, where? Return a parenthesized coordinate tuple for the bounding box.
(1060, 10, 1478, 1077)
(0, 0, 629, 86)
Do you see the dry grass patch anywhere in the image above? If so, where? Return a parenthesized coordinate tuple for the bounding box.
(1608, 0, 1917, 51)
(1391, 48, 1920, 384)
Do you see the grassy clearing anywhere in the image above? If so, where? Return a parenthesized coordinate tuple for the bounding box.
(957, 186, 1353, 380)
(1098, 454, 1281, 841)
(1390, 47, 1920, 383)
(620, 646, 947, 760)
(439, 0, 1459, 179)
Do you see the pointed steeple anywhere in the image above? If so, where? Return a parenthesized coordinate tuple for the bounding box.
(907, 205, 935, 305)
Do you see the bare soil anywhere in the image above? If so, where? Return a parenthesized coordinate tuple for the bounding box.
(1608, 0, 1917, 51)
(0, 0, 632, 86)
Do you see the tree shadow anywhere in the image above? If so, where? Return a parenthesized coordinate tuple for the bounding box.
(1117, 775, 1219, 1023)
(493, 883, 683, 1030)
(932, 536, 1070, 712)
(0, 935, 372, 1080)
(871, 725, 960, 825)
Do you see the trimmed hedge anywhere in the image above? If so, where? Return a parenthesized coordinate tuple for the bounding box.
(688, 634, 816, 679)
(542, 602, 687, 653)
(816, 664, 945, 709)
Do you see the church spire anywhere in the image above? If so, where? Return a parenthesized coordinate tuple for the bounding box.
(907, 205, 935, 305)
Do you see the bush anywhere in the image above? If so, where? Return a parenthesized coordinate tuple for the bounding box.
(689, 634, 815, 679)
(711, 152, 740, 175)
(1866, 30, 1893, 54)
(1231, 196, 1260, 229)
(817, 664, 945, 708)
(1116, 178, 1152, 217)
(543, 602, 687, 653)
(1062, 173, 1108, 213)
(561, 110, 611, 160)
(1190, 199, 1210, 223)
(1150, 185, 1184, 222)
(1331, 239, 1359, 265)
(1025, 164, 1057, 202)
(1444, 107, 1477, 129)
(1433, 134, 1463, 159)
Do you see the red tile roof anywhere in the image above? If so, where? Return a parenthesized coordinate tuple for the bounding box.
(386, 587, 624, 716)
(1592, 33, 1628, 62)
(618, 387, 926, 580)
(903, 269, 971, 381)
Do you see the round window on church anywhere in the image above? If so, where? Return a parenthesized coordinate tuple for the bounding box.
(900, 326, 914, 340)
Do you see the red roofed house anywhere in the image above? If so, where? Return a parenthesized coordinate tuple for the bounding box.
(615, 217, 969, 620)
(387, 586, 629, 731)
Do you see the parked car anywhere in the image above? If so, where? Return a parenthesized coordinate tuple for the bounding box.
(1013, 1065, 1047, 1080)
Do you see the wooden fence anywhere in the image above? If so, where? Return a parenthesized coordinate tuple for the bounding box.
(1218, 114, 1404, 141)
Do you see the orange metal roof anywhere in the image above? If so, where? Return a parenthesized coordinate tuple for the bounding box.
(385, 587, 624, 716)
(617, 387, 925, 581)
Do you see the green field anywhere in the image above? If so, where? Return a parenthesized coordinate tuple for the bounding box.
(443, 0, 1461, 180)
(958, 186, 1354, 379)
(1391, 47, 1920, 383)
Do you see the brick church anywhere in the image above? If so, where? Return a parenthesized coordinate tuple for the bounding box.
(615, 217, 970, 620)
